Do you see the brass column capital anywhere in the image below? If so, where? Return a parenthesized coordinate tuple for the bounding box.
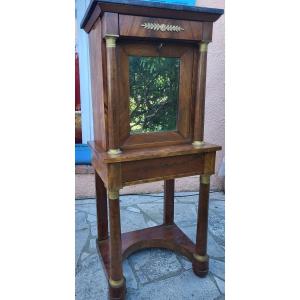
(199, 41, 209, 53)
(200, 175, 210, 185)
(105, 35, 119, 48)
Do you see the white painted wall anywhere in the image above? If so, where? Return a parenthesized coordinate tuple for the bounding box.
(75, 0, 94, 144)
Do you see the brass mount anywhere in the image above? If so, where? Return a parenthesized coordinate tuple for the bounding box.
(200, 175, 210, 185)
(193, 253, 209, 263)
(105, 35, 119, 48)
(109, 277, 124, 288)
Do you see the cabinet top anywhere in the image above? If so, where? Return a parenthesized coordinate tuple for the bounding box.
(81, 0, 224, 33)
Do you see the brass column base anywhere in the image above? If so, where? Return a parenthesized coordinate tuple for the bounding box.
(108, 277, 126, 300)
(192, 254, 209, 277)
(108, 149, 122, 155)
(192, 141, 205, 147)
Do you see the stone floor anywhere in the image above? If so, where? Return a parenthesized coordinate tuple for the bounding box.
(75, 192, 225, 300)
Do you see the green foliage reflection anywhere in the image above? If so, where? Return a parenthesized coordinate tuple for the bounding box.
(129, 56, 180, 134)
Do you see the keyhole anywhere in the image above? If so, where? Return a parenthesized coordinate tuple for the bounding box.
(157, 43, 164, 51)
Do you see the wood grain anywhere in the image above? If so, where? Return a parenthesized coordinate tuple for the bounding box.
(92, 156, 108, 187)
(102, 12, 119, 36)
(95, 172, 108, 241)
(97, 224, 198, 279)
(202, 22, 213, 42)
(88, 19, 108, 150)
(121, 154, 205, 185)
(108, 195, 123, 282)
(106, 36, 121, 150)
(89, 141, 221, 163)
(164, 179, 175, 225)
(193, 42, 208, 143)
(193, 176, 210, 276)
(119, 15, 203, 41)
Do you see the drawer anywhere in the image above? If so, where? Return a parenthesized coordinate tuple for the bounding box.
(119, 14, 204, 41)
(121, 152, 216, 186)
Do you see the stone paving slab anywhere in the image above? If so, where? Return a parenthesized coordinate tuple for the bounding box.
(214, 276, 225, 294)
(75, 192, 225, 300)
(179, 225, 225, 260)
(126, 270, 221, 300)
(210, 259, 225, 280)
(75, 228, 89, 267)
(76, 254, 108, 299)
(128, 248, 183, 283)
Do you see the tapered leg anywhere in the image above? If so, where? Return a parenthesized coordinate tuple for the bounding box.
(193, 175, 210, 277)
(108, 190, 125, 300)
(95, 172, 108, 241)
(164, 179, 175, 225)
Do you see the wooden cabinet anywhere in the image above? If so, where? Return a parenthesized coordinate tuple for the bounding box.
(81, 1, 223, 299)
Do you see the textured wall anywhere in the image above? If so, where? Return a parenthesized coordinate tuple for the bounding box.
(196, 0, 225, 190)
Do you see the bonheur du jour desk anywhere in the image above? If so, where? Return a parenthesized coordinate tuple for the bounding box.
(81, 1, 223, 298)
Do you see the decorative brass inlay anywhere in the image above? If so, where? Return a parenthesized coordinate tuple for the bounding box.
(141, 23, 184, 32)
(193, 253, 209, 263)
(200, 175, 210, 185)
(109, 277, 124, 288)
(105, 36, 118, 48)
(200, 42, 209, 53)
(107, 148, 122, 155)
(108, 190, 119, 200)
(192, 141, 205, 147)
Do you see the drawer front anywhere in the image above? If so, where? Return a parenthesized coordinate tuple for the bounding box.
(119, 15, 203, 41)
(122, 154, 204, 185)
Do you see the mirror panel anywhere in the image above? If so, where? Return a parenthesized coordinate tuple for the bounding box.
(129, 56, 180, 134)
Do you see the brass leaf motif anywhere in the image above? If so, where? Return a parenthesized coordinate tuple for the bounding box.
(141, 23, 184, 32)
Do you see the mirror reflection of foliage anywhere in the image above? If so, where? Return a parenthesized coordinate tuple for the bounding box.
(129, 56, 180, 134)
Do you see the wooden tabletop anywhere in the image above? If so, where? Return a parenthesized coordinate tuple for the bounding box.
(89, 141, 221, 163)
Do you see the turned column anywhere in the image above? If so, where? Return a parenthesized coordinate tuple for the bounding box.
(164, 179, 175, 225)
(108, 189, 125, 299)
(193, 41, 209, 148)
(193, 175, 210, 277)
(105, 35, 122, 155)
(95, 172, 108, 241)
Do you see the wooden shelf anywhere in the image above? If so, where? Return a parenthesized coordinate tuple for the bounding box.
(97, 223, 197, 278)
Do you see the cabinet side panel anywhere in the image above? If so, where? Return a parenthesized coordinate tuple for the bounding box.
(89, 19, 108, 150)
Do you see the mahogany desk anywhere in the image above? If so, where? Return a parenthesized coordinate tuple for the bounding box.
(81, 1, 224, 298)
